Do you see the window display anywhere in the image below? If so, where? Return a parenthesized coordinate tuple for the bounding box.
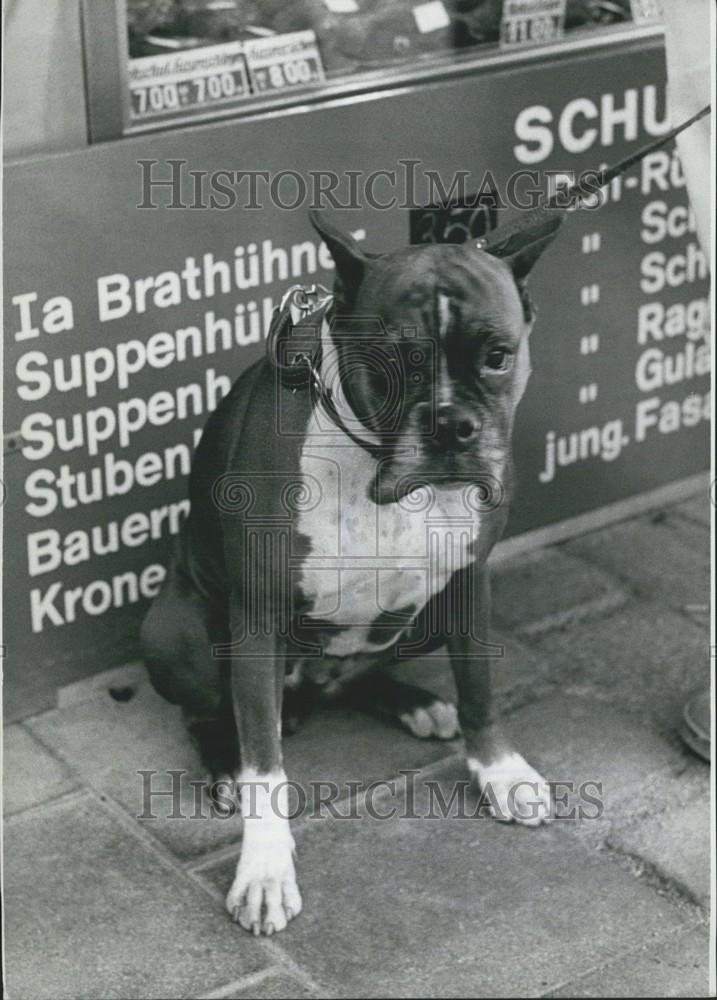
(126, 1, 634, 67)
(82, 0, 658, 139)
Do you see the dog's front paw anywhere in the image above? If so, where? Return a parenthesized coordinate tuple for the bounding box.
(468, 752, 552, 827)
(400, 700, 460, 740)
(226, 838, 302, 935)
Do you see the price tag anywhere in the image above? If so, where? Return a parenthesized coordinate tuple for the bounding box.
(413, 1, 451, 34)
(322, 0, 359, 12)
(500, 0, 566, 49)
(410, 191, 499, 246)
(629, 0, 664, 24)
(243, 30, 325, 95)
(128, 42, 250, 121)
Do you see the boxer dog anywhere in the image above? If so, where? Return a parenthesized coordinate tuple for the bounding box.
(141, 208, 562, 936)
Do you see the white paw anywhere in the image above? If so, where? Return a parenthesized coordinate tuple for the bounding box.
(468, 752, 552, 827)
(226, 836, 302, 935)
(226, 768, 303, 935)
(400, 700, 460, 740)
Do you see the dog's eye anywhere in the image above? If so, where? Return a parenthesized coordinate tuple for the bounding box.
(485, 347, 511, 372)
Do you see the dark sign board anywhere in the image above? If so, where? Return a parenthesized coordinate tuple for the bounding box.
(3, 34, 710, 718)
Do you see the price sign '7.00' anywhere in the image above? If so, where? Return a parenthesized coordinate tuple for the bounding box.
(129, 42, 250, 122)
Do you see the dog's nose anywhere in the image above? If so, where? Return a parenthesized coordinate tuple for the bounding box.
(437, 404, 478, 449)
(417, 403, 478, 450)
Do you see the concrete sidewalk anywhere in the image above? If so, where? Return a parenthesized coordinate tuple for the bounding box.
(3, 495, 712, 999)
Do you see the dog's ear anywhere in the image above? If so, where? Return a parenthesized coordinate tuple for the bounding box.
(309, 209, 367, 307)
(487, 212, 564, 279)
(485, 212, 565, 321)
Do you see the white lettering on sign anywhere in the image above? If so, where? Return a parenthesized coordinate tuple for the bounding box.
(636, 298, 710, 344)
(12, 292, 74, 341)
(19, 368, 229, 461)
(635, 342, 711, 393)
(24, 443, 193, 518)
(12, 292, 39, 339)
(94, 233, 364, 323)
(640, 243, 709, 294)
(27, 501, 190, 577)
(15, 302, 274, 403)
(10, 229, 358, 640)
(513, 85, 669, 164)
(635, 392, 710, 442)
(558, 98, 599, 154)
(640, 200, 696, 244)
(30, 563, 166, 633)
(98, 271, 182, 321)
(539, 419, 627, 483)
(640, 150, 685, 195)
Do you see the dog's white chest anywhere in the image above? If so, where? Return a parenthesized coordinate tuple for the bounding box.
(296, 434, 481, 657)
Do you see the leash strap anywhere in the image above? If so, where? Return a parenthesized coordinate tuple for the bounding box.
(268, 105, 711, 451)
(306, 346, 385, 459)
(266, 285, 385, 456)
(478, 103, 711, 252)
(568, 103, 711, 203)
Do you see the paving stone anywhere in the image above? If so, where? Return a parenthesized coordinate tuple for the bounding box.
(4, 611, 144, 724)
(8, 503, 711, 998)
(507, 694, 702, 803)
(672, 493, 711, 528)
(3, 723, 77, 816)
(201, 693, 707, 892)
(229, 632, 547, 814)
(3, 794, 271, 1000)
(606, 798, 711, 908)
(270, 634, 547, 791)
(205, 973, 320, 999)
(386, 630, 553, 711)
(283, 701, 451, 797)
(26, 678, 245, 861)
(284, 633, 546, 804)
(57, 660, 147, 708)
(199, 757, 698, 999)
(26, 640, 548, 862)
(491, 547, 627, 636)
(26, 665, 457, 860)
(548, 924, 710, 997)
(455, 694, 708, 854)
(532, 604, 710, 733)
(563, 514, 709, 615)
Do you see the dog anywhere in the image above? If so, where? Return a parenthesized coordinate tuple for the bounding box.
(141, 207, 561, 936)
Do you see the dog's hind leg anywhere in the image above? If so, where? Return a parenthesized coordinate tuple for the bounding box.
(344, 669, 460, 740)
(141, 561, 239, 789)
